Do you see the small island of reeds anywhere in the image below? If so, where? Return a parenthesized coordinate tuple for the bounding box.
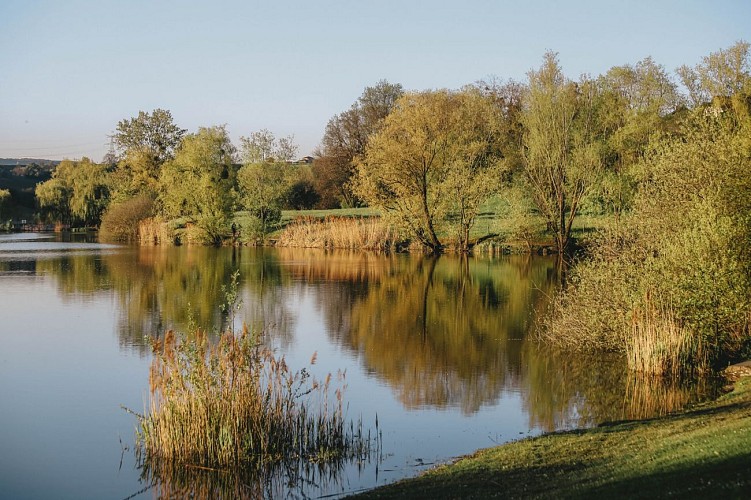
(127, 324, 377, 489)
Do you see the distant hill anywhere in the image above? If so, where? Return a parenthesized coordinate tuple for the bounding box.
(0, 158, 60, 166)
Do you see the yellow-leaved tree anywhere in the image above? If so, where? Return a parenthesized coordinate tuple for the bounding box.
(355, 89, 505, 253)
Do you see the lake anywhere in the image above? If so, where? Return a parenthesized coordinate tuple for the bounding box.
(0, 233, 716, 498)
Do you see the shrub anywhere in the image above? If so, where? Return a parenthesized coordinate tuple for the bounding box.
(542, 109, 751, 374)
(99, 195, 154, 242)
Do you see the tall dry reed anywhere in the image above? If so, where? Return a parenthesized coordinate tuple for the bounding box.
(276, 216, 401, 251)
(138, 217, 176, 245)
(133, 325, 374, 469)
(626, 293, 707, 376)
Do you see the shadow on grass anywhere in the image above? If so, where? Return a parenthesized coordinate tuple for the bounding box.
(355, 388, 751, 499)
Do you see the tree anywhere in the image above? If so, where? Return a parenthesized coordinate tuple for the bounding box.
(237, 163, 286, 241)
(158, 126, 237, 244)
(237, 130, 300, 241)
(315, 80, 404, 208)
(355, 89, 505, 252)
(113, 109, 186, 165)
(601, 57, 681, 168)
(0, 188, 10, 221)
(677, 40, 751, 107)
(35, 158, 110, 227)
(521, 52, 602, 255)
(111, 109, 186, 199)
(239, 129, 297, 164)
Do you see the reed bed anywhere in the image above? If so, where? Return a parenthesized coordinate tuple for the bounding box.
(132, 325, 375, 471)
(276, 216, 402, 251)
(138, 217, 175, 245)
(626, 294, 707, 376)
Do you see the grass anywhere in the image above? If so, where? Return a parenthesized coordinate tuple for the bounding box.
(355, 377, 751, 499)
(131, 324, 375, 472)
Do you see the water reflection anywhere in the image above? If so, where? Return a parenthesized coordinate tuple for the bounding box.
(2, 236, 724, 498)
(136, 452, 372, 499)
(14, 241, 718, 423)
(521, 345, 719, 431)
(280, 251, 558, 414)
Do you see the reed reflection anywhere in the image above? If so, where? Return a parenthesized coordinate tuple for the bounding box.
(520, 345, 720, 431)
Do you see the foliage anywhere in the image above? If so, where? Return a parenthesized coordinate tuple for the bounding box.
(544, 103, 751, 373)
(35, 157, 110, 226)
(134, 325, 373, 469)
(355, 89, 506, 252)
(111, 109, 186, 201)
(521, 52, 603, 255)
(99, 194, 155, 242)
(237, 130, 303, 241)
(677, 40, 751, 106)
(113, 109, 186, 166)
(158, 126, 237, 244)
(237, 163, 285, 242)
(239, 129, 297, 164)
(315, 80, 404, 208)
(0, 188, 10, 221)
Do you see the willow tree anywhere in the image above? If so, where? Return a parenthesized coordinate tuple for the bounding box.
(355, 89, 504, 252)
(522, 52, 602, 255)
(35, 158, 110, 227)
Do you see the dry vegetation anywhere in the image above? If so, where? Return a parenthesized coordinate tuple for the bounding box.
(275, 216, 402, 251)
(131, 325, 375, 471)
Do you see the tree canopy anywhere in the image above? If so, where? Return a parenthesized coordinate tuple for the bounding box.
(158, 126, 237, 244)
(355, 89, 505, 252)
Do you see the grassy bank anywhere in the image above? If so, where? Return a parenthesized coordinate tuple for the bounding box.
(356, 377, 751, 499)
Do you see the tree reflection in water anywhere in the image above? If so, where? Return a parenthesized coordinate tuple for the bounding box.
(39, 245, 721, 431)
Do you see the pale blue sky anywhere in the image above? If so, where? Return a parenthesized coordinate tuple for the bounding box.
(1, 0, 749, 161)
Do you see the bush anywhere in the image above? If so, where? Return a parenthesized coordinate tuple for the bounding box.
(543, 109, 751, 374)
(99, 195, 154, 242)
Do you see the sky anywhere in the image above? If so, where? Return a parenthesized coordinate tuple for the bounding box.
(1, 0, 749, 162)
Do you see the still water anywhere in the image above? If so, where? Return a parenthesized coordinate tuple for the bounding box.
(0, 233, 715, 498)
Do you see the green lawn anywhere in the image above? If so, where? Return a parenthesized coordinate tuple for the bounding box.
(355, 377, 751, 499)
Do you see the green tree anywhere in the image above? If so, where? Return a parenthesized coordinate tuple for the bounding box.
(239, 129, 297, 164)
(237, 130, 300, 241)
(356, 89, 505, 252)
(35, 158, 109, 227)
(0, 188, 10, 224)
(678, 40, 751, 106)
(521, 52, 602, 255)
(158, 126, 237, 244)
(237, 163, 286, 241)
(601, 57, 681, 167)
(111, 109, 186, 199)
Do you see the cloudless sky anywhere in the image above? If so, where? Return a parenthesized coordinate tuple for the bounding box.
(1, 0, 749, 161)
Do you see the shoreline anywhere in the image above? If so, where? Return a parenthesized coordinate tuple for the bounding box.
(354, 369, 751, 499)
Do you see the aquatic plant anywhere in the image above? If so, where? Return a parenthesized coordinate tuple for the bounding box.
(130, 324, 375, 470)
